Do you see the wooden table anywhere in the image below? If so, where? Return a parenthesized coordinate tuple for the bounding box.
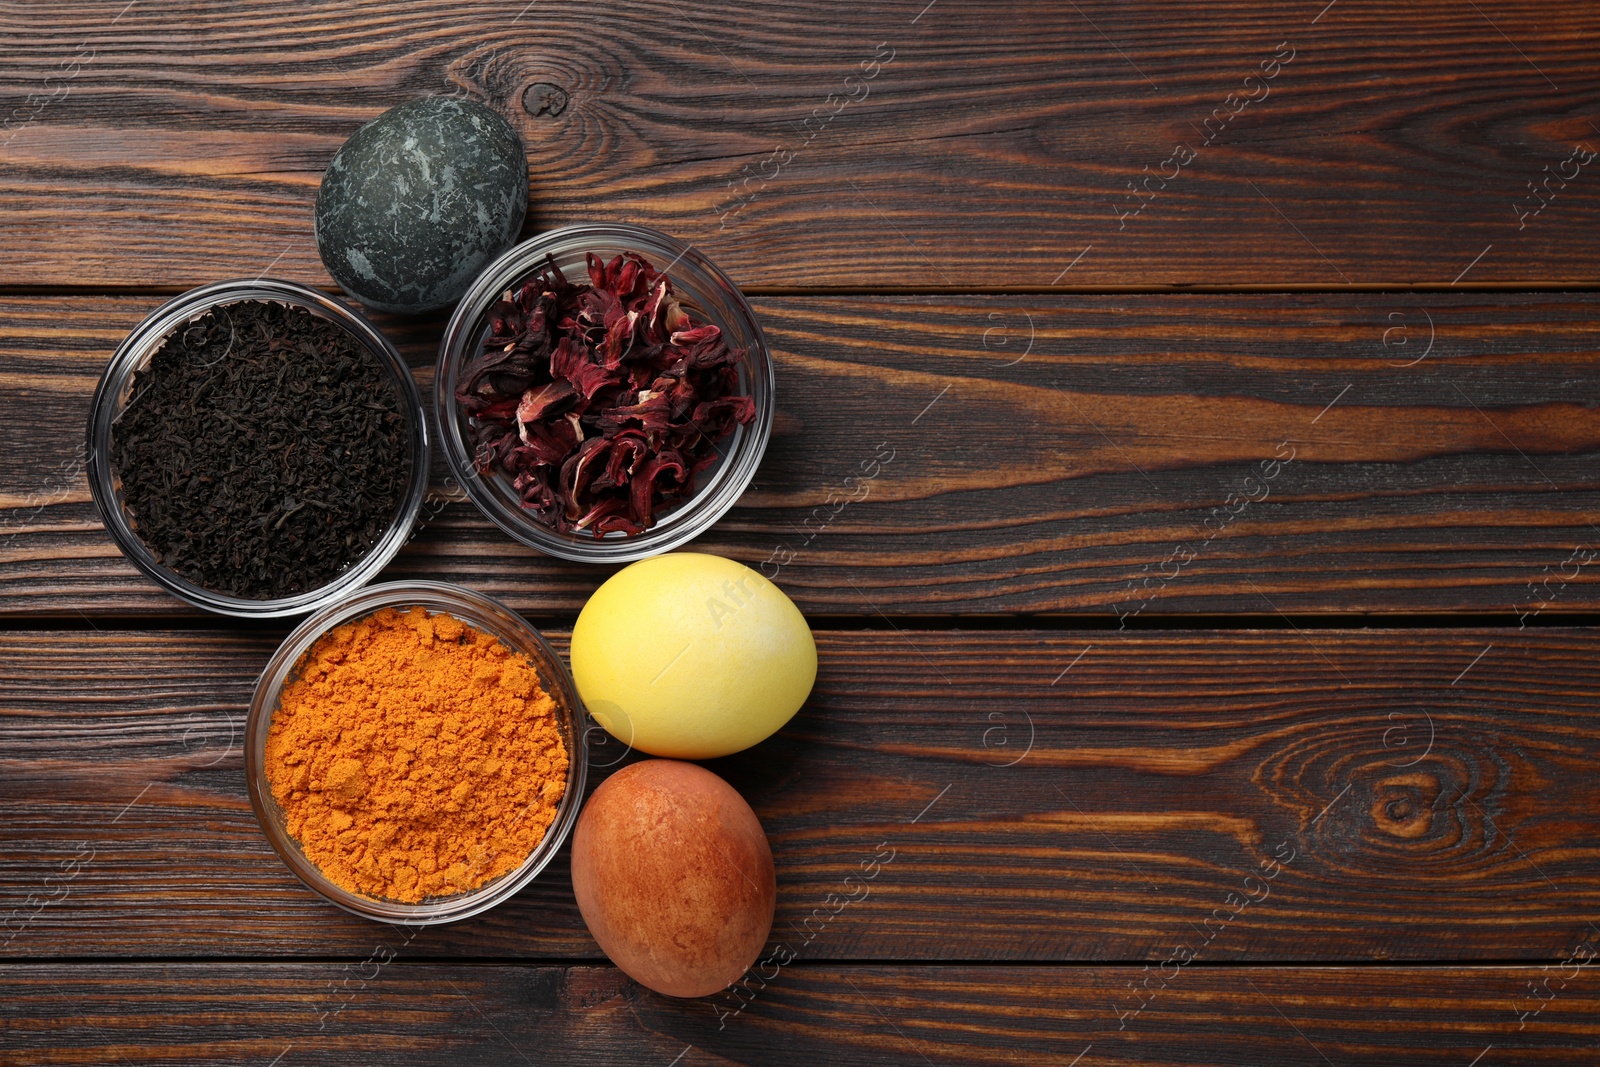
(4, 2, 1600, 1063)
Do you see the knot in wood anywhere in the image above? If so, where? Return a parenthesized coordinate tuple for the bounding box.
(1368, 771, 1442, 840)
(522, 82, 569, 118)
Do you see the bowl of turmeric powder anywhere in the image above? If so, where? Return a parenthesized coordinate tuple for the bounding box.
(245, 581, 588, 924)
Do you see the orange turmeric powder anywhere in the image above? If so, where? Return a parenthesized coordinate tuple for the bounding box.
(264, 606, 568, 903)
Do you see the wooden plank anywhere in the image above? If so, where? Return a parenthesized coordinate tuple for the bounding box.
(3, 962, 1598, 1064)
(4, 628, 1600, 961)
(0, 1, 1597, 288)
(6, 293, 1600, 617)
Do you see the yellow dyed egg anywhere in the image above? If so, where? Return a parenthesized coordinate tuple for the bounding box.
(571, 553, 816, 759)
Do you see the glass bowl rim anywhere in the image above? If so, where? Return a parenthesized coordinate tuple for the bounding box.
(243, 579, 591, 926)
(85, 277, 431, 619)
(434, 222, 775, 564)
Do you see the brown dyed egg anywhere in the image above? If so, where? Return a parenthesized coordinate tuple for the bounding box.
(570, 759, 776, 998)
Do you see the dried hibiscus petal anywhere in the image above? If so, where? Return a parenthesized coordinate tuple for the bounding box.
(594, 429, 650, 491)
(560, 436, 611, 521)
(596, 392, 672, 439)
(700, 392, 757, 428)
(456, 250, 756, 535)
(629, 451, 689, 530)
(517, 380, 576, 430)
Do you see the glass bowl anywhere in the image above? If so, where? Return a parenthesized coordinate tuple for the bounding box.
(436, 223, 775, 563)
(244, 581, 589, 925)
(86, 279, 431, 618)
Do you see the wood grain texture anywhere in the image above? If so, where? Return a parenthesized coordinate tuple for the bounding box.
(4, 628, 1600, 961)
(3, 962, 1599, 1065)
(1, 1, 1598, 288)
(6, 293, 1600, 617)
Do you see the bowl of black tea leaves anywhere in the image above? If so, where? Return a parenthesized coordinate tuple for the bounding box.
(88, 279, 430, 617)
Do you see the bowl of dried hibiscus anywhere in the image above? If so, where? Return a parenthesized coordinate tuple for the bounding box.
(436, 223, 774, 563)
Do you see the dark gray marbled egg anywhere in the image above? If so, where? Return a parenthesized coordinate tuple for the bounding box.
(315, 97, 528, 315)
